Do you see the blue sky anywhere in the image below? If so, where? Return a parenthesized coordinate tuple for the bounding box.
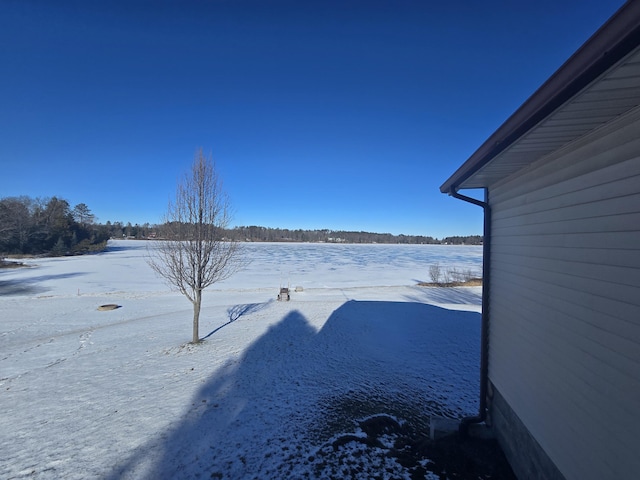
(0, 0, 625, 237)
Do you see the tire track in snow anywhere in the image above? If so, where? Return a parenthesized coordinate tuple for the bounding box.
(4, 307, 193, 350)
(0, 308, 193, 384)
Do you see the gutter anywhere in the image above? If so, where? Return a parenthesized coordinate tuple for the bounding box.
(448, 188, 491, 439)
(438, 0, 640, 442)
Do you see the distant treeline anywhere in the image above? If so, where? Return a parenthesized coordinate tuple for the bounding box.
(0, 196, 109, 256)
(0, 195, 482, 256)
(224, 226, 482, 245)
(108, 223, 482, 245)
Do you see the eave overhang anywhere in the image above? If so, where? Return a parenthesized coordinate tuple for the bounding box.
(440, 1, 640, 194)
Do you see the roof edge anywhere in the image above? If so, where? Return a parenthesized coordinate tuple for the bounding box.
(440, 0, 640, 194)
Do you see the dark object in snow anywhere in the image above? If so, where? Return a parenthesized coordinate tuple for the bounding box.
(277, 287, 290, 301)
(97, 304, 121, 311)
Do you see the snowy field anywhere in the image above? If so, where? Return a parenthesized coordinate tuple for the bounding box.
(1, 240, 483, 479)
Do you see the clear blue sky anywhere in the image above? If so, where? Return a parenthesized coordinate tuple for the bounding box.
(0, 0, 625, 238)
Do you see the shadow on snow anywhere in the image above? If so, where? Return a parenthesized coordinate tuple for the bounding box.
(0, 272, 87, 296)
(405, 286, 482, 306)
(107, 300, 481, 479)
(201, 301, 274, 340)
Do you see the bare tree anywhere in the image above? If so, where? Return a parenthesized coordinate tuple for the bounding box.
(147, 149, 243, 343)
(429, 263, 442, 285)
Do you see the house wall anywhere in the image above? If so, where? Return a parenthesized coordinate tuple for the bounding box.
(487, 106, 640, 480)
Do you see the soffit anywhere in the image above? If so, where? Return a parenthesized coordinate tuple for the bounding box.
(456, 46, 640, 190)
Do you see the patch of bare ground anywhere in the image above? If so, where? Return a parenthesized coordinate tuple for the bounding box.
(307, 414, 515, 479)
(418, 278, 483, 287)
(412, 431, 517, 480)
(306, 393, 514, 479)
(0, 259, 29, 269)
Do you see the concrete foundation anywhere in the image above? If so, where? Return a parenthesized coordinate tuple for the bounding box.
(490, 383, 566, 480)
(429, 416, 459, 440)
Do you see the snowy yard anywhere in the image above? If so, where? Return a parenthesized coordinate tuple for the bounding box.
(1, 240, 487, 479)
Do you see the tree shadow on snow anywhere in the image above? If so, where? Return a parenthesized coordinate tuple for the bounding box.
(0, 272, 87, 296)
(107, 300, 481, 479)
(103, 242, 147, 253)
(201, 301, 273, 340)
(405, 286, 482, 306)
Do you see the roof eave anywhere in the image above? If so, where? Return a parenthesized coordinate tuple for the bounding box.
(440, 0, 640, 194)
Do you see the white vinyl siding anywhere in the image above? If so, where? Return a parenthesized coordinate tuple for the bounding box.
(488, 106, 640, 480)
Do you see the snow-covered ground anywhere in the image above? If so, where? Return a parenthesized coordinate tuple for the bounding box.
(1, 240, 483, 479)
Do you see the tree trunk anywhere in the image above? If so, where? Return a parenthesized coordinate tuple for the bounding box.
(192, 291, 202, 343)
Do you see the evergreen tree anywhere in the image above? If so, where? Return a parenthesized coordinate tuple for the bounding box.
(72, 203, 95, 226)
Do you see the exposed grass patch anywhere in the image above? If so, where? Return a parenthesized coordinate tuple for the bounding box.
(0, 259, 29, 269)
(305, 391, 515, 480)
